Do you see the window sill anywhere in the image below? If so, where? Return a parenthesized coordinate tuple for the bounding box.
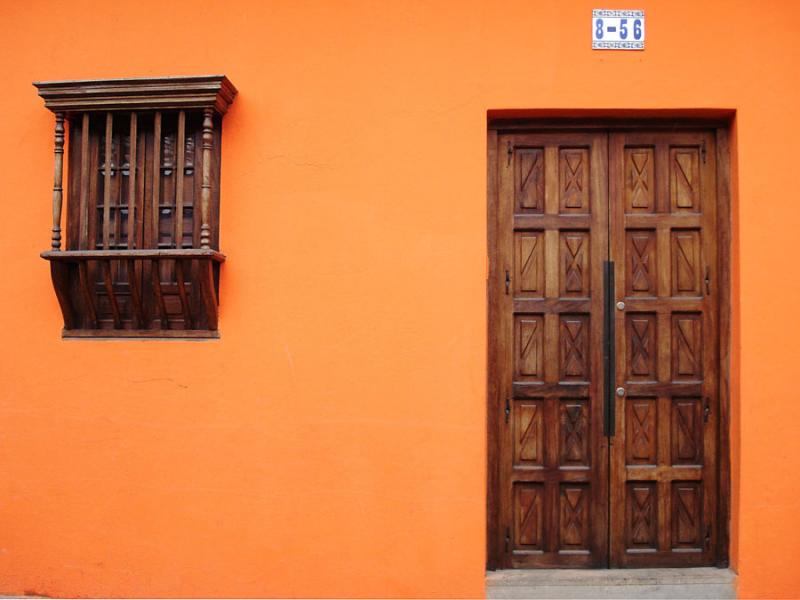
(41, 248, 226, 262)
(61, 328, 219, 340)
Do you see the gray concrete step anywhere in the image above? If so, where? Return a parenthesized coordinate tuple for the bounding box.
(486, 567, 737, 599)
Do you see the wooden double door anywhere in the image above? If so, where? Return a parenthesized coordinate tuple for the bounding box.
(489, 128, 727, 568)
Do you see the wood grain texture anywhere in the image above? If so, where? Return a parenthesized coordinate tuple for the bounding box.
(715, 127, 732, 568)
(486, 129, 502, 569)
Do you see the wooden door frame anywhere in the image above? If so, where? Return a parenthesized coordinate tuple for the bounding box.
(486, 117, 733, 570)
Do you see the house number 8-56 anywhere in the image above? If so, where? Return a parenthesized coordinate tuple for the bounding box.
(595, 18, 643, 40)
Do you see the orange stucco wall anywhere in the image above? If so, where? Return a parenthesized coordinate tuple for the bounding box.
(1, 0, 799, 598)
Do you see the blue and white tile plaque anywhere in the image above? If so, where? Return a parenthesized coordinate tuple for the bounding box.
(592, 9, 645, 50)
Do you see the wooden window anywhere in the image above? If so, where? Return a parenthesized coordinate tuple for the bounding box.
(35, 76, 237, 338)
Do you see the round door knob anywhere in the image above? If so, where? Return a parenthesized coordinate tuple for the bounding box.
(616, 301, 626, 311)
(616, 387, 626, 397)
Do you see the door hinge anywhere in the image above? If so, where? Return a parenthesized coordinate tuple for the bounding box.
(704, 397, 711, 423)
(505, 269, 511, 295)
(701, 140, 707, 164)
(505, 397, 511, 424)
(505, 527, 510, 553)
(507, 140, 513, 167)
(705, 266, 711, 295)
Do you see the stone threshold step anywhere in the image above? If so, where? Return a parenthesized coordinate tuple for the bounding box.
(487, 567, 737, 599)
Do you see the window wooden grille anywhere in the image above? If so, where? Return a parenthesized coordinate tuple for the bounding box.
(35, 76, 237, 338)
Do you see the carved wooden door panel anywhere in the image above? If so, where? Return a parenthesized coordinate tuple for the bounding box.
(608, 131, 719, 567)
(495, 132, 609, 567)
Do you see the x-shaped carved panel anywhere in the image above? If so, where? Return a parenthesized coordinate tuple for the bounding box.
(630, 318, 653, 376)
(560, 149, 588, 211)
(564, 153, 583, 192)
(673, 485, 700, 545)
(562, 402, 586, 463)
(675, 402, 698, 459)
(630, 152, 649, 191)
(561, 487, 586, 546)
(630, 486, 654, 544)
(561, 318, 587, 379)
(631, 403, 652, 456)
(563, 234, 586, 294)
(630, 233, 654, 293)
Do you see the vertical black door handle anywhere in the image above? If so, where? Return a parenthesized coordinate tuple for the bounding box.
(603, 261, 616, 437)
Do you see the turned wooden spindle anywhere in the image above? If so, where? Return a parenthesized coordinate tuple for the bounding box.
(51, 112, 65, 249)
(175, 110, 186, 249)
(127, 112, 137, 250)
(200, 108, 213, 249)
(78, 113, 90, 250)
(102, 112, 113, 249)
(152, 111, 162, 247)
